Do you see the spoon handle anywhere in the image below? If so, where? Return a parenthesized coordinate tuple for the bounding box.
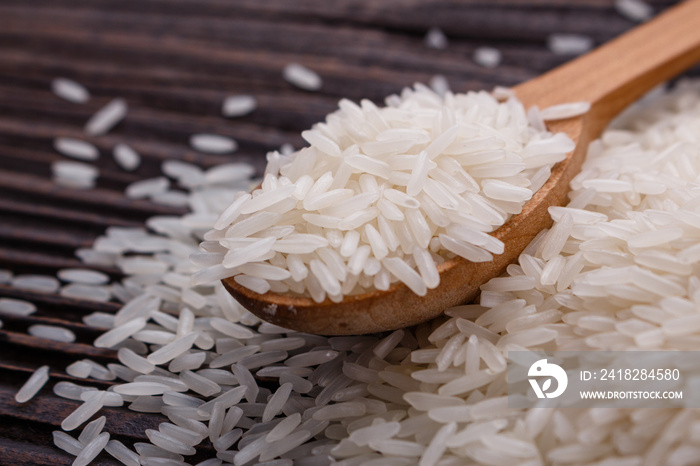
(517, 0, 700, 134)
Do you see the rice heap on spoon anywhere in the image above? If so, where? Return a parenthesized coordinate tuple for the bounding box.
(203, 84, 575, 302)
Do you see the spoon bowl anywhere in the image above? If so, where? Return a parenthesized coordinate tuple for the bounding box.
(224, 0, 700, 335)
(223, 117, 585, 334)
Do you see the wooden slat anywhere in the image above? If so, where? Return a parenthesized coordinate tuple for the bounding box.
(0, 332, 116, 360)
(0, 382, 162, 438)
(0, 171, 185, 217)
(0, 0, 677, 42)
(0, 436, 116, 466)
(0, 286, 122, 313)
(0, 198, 141, 229)
(0, 248, 107, 275)
(0, 7, 557, 76)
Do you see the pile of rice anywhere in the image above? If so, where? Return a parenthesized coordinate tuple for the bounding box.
(16, 78, 699, 466)
(206, 85, 576, 301)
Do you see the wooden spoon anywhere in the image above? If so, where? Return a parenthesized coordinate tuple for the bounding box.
(224, 0, 700, 335)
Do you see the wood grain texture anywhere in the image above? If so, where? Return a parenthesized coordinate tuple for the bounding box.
(0, 0, 691, 463)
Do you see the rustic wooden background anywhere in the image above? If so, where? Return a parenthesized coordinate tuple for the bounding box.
(0, 0, 692, 464)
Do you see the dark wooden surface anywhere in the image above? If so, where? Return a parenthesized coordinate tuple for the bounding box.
(0, 1, 691, 464)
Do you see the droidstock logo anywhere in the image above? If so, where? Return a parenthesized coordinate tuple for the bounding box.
(528, 359, 568, 399)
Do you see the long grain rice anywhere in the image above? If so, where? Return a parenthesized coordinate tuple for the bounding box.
(540, 101, 591, 120)
(615, 0, 653, 21)
(12, 274, 60, 293)
(114, 143, 142, 171)
(53, 431, 84, 456)
(126, 177, 170, 200)
(85, 98, 127, 135)
(473, 47, 502, 68)
(61, 392, 106, 431)
(51, 161, 99, 188)
(60, 283, 112, 302)
(54, 138, 100, 161)
(547, 34, 594, 55)
(51, 77, 90, 103)
(283, 64, 322, 91)
(66, 360, 93, 378)
(222, 95, 257, 117)
(15, 365, 50, 403)
(424, 28, 448, 50)
(58, 268, 109, 285)
(0, 298, 36, 316)
(105, 439, 141, 466)
(190, 134, 238, 154)
(78, 415, 106, 445)
(28, 324, 76, 343)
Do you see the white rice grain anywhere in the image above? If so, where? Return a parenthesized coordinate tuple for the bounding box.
(473, 47, 502, 68)
(54, 138, 99, 161)
(114, 143, 141, 171)
(233, 275, 271, 294)
(85, 98, 127, 136)
(283, 63, 322, 91)
(262, 383, 293, 422)
(28, 324, 76, 343)
(118, 347, 156, 374)
(73, 432, 110, 466)
(13, 274, 60, 293)
(547, 34, 594, 55)
(52, 161, 99, 188)
(105, 439, 141, 466)
(266, 413, 302, 442)
(53, 431, 84, 456)
(15, 365, 50, 403)
(222, 95, 257, 117)
(61, 392, 106, 431)
(147, 332, 199, 365)
(53, 381, 98, 401)
(0, 298, 36, 316)
(540, 101, 591, 120)
(419, 422, 456, 466)
(58, 268, 109, 285)
(146, 429, 196, 455)
(78, 415, 106, 445)
(113, 382, 172, 396)
(383, 257, 427, 296)
(180, 370, 221, 397)
(66, 361, 93, 378)
(51, 77, 90, 103)
(424, 28, 448, 50)
(190, 134, 238, 154)
(126, 177, 170, 200)
(615, 0, 653, 22)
